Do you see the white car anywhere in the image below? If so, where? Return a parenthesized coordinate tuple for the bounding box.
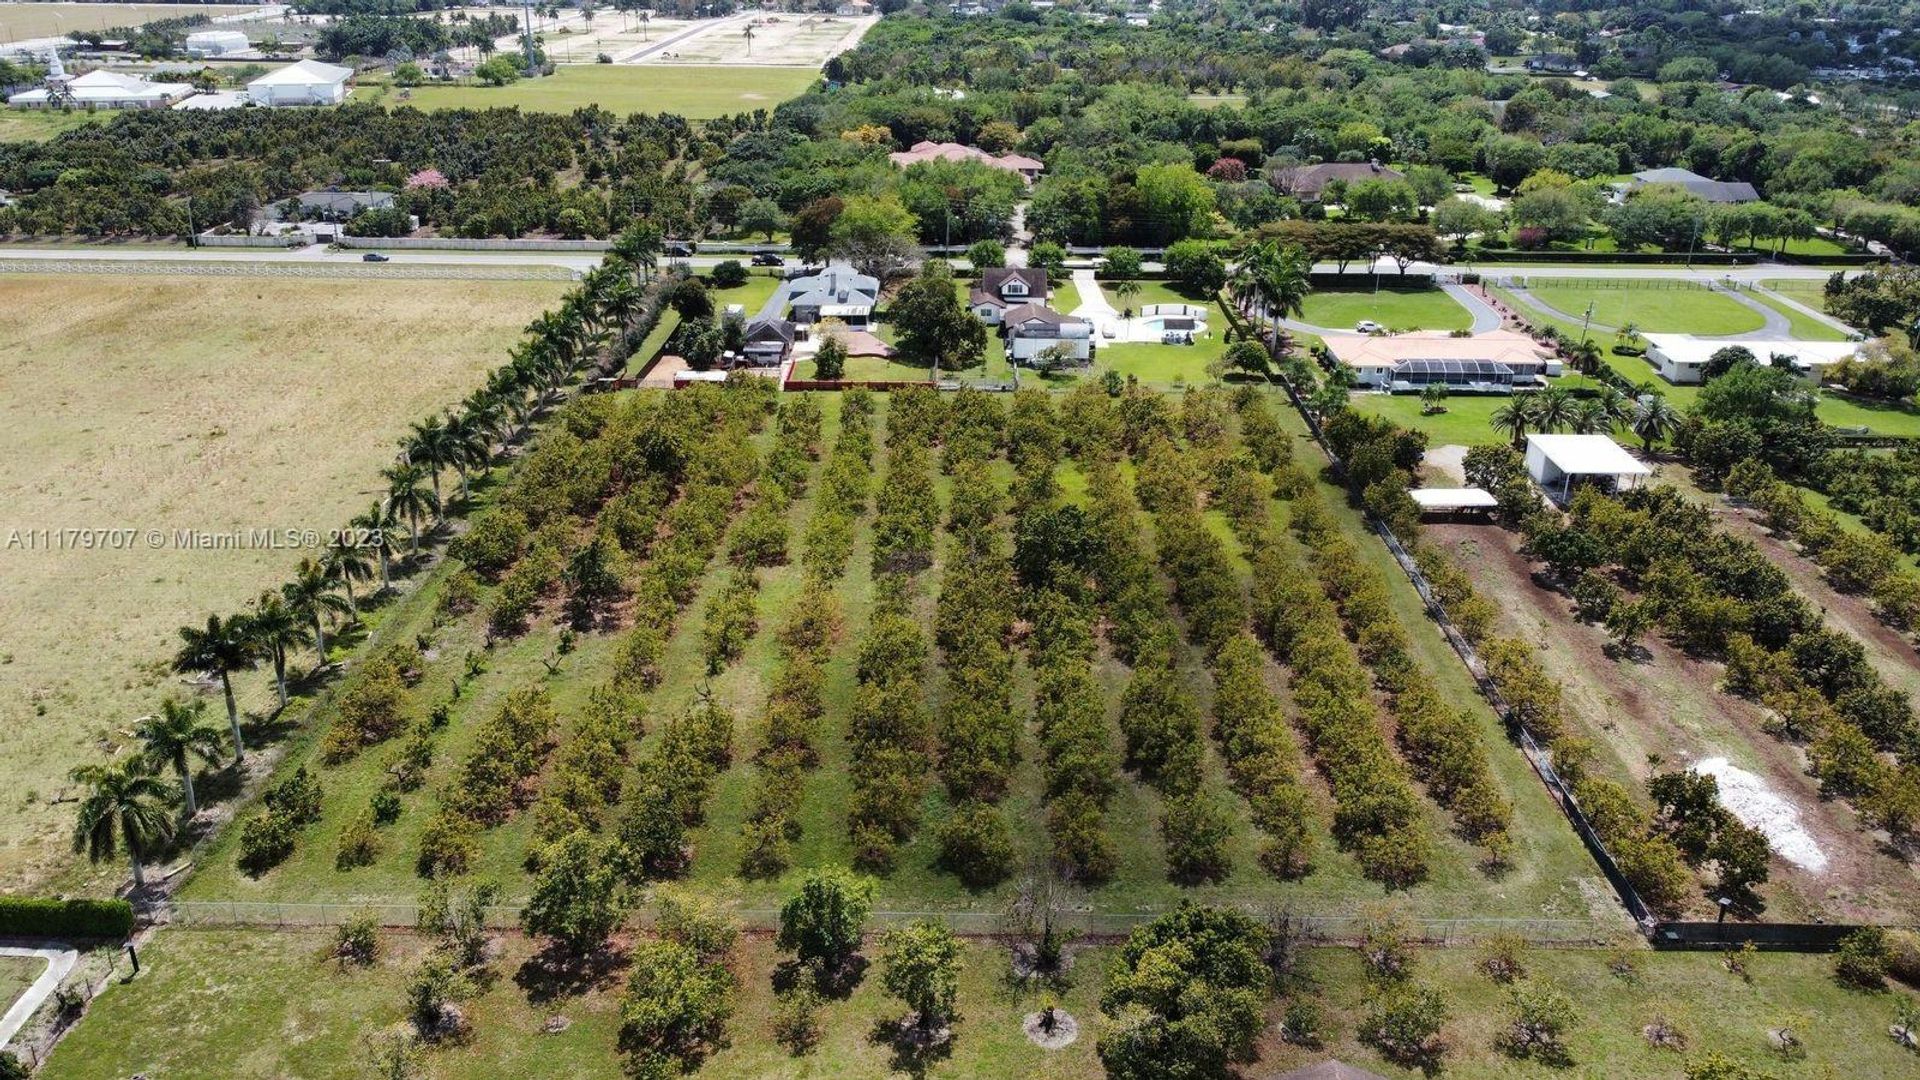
(1355, 319, 1384, 334)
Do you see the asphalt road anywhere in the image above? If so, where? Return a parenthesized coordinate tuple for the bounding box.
(0, 245, 1854, 282)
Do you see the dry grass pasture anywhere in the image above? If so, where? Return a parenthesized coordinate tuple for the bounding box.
(0, 3, 250, 40)
(0, 272, 564, 892)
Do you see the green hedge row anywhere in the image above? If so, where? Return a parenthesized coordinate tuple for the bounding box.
(0, 896, 135, 939)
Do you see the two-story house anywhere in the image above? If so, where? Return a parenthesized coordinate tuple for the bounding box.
(968, 268, 1048, 326)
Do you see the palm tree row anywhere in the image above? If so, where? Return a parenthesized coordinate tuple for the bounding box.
(1488, 383, 1680, 451)
(72, 697, 228, 887)
(79, 253, 659, 890)
(1233, 238, 1314, 352)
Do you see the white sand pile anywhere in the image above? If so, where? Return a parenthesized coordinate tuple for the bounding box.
(1694, 757, 1828, 873)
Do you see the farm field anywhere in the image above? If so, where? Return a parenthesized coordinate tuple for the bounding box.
(353, 64, 820, 119)
(1298, 287, 1473, 332)
(1518, 281, 1767, 336)
(643, 13, 875, 67)
(172, 387, 1609, 928)
(0, 272, 566, 893)
(41, 926, 1920, 1080)
(1419, 509, 1920, 924)
(0, 2, 249, 39)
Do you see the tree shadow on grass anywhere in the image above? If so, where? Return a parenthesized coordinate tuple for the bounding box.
(514, 940, 628, 1006)
(771, 954, 868, 1001)
(868, 1016, 954, 1080)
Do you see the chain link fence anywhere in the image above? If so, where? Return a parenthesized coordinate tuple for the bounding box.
(147, 899, 1614, 945)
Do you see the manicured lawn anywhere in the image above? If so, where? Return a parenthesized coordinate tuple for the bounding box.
(1745, 288, 1850, 341)
(1760, 278, 1830, 309)
(354, 64, 822, 119)
(1522, 282, 1766, 335)
(1051, 278, 1083, 316)
(1186, 92, 1247, 108)
(792, 355, 934, 381)
(1351, 394, 1526, 447)
(0, 954, 43, 1016)
(1096, 280, 1230, 385)
(0, 274, 565, 895)
(1815, 390, 1920, 438)
(46, 927, 1919, 1080)
(1298, 287, 1473, 332)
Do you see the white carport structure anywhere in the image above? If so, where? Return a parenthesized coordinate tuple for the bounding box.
(1409, 487, 1499, 519)
(1524, 434, 1651, 502)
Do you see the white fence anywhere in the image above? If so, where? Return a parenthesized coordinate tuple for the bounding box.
(335, 235, 613, 252)
(0, 258, 577, 282)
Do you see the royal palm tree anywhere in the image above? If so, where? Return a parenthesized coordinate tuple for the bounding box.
(1532, 385, 1575, 432)
(1489, 396, 1539, 448)
(71, 757, 176, 888)
(284, 557, 352, 666)
(352, 501, 402, 594)
(1631, 394, 1680, 452)
(441, 411, 493, 505)
(1240, 239, 1313, 349)
(324, 534, 374, 619)
(382, 460, 440, 554)
(405, 415, 454, 505)
(246, 590, 306, 709)
(136, 698, 225, 817)
(1567, 398, 1610, 435)
(172, 613, 259, 761)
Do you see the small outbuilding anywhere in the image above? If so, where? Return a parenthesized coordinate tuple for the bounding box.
(1524, 433, 1651, 502)
(1642, 333, 1864, 385)
(185, 30, 250, 57)
(248, 59, 353, 106)
(1409, 487, 1499, 520)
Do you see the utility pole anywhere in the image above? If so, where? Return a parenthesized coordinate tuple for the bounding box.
(1580, 300, 1593, 345)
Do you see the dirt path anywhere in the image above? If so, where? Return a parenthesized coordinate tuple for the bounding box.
(1707, 501, 1920, 702)
(1426, 521, 1920, 923)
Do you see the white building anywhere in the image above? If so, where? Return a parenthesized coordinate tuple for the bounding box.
(1003, 303, 1093, 365)
(1642, 334, 1864, 385)
(247, 59, 353, 106)
(1524, 434, 1652, 502)
(8, 69, 188, 109)
(185, 30, 250, 57)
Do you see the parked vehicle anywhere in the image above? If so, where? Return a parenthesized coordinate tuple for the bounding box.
(1355, 319, 1384, 333)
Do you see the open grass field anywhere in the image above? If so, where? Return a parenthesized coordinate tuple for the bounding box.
(0, 272, 566, 893)
(354, 64, 820, 119)
(0, 3, 249, 39)
(42, 926, 1920, 1079)
(0, 109, 104, 143)
(1298, 287, 1473, 332)
(1760, 278, 1831, 311)
(1519, 282, 1767, 336)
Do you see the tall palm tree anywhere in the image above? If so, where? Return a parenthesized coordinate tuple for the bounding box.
(1241, 239, 1313, 350)
(441, 412, 493, 506)
(136, 698, 225, 817)
(324, 534, 374, 619)
(382, 461, 440, 554)
(284, 557, 352, 666)
(1567, 398, 1609, 435)
(353, 501, 402, 593)
(1630, 394, 1680, 452)
(172, 614, 259, 761)
(1532, 385, 1574, 433)
(1489, 396, 1539, 448)
(405, 415, 453, 505)
(71, 757, 176, 888)
(246, 590, 306, 709)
